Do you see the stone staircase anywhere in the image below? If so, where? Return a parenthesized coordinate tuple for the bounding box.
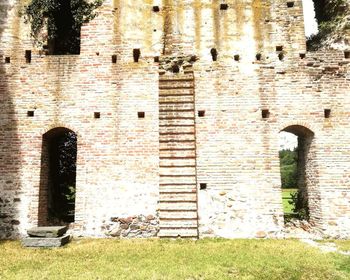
(158, 66, 199, 238)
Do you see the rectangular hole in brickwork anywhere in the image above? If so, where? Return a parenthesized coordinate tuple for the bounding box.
(5, 57, 10, 63)
(138, 112, 145, 118)
(278, 53, 284, 61)
(198, 110, 205, 117)
(256, 53, 262, 61)
(25, 50, 32, 63)
(234, 54, 240, 61)
(345, 51, 350, 59)
(276, 46, 283, 52)
(112, 55, 117, 63)
(94, 112, 101, 119)
(154, 56, 159, 63)
(262, 109, 270, 119)
(211, 48, 218, 61)
(299, 53, 306, 59)
(287, 2, 295, 8)
(27, 111, 34, 117)
(324, 109, 331, 118)
(133, 49, 141, 62)
(153, 6, 160, 12)
(200, 183, 207, 190)
(220, 4, 228, 10)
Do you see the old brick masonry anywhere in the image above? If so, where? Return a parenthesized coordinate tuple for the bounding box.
(0, 0, 350, 239)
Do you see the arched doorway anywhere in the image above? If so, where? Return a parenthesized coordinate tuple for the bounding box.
(38, 127, 77, 226)
(279, 125, 319, 224)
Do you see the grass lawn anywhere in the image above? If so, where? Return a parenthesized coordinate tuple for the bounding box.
(317, 240, 350, 252)
(335, 241, 350, 252)
(282, 188, 297, 215)
(0, 239, 350, 280)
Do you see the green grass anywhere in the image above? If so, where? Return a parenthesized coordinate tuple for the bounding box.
(335, 241, 350, 252)
(0, 239, 349, 280)
(282, 188, 297, 214)
(317, 240, 350, 252)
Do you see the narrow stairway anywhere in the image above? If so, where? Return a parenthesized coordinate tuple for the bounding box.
(158, 66, 199, 238)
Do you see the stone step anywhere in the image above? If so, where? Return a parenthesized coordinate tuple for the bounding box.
(159, 81, 193, 89)
(159, 118, 195, 126)
(159, 219, 198, 228)
(159, 210, 198, 219)
(159, 74, 194, 81)
(159, 185, 197, 193)
(22, 235, 70, 248)
(27, 226, 68, 238)
(158, 228, 198, 238)
(159, 103, 194, 111)
(159, 110, 194, 119)
(159, 157, 196, 167)
(158, 87, 195, 96)
(159, 125, 195, 134)
(160, 192, 197, 201)
(159, 149, 196, 158)
(159, 95, 194, 103)
(159, 175, 196, 185)
(159, 141, 195, 150)
(159, 133, 195, 142)
(159, 166, 196, 175)
(159, 201, 197, 211)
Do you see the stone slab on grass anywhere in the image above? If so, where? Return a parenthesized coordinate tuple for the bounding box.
(27, 226, 68, 238)
(22, 235, 71, 248)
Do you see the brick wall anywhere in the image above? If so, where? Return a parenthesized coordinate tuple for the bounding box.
(0, 0, 349, 239)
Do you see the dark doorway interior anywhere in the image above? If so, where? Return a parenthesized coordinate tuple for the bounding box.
(39, 128, 77, 225)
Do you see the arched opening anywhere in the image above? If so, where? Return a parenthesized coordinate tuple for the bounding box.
(279, 125, 316, 223)
(38, 127, 77, 226)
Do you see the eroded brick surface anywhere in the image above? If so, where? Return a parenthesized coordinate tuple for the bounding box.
(0, 0, 349, 239)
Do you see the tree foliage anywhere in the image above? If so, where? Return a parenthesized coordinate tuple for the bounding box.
(22, 0, 103, 53)
(308, 0, 349, 49)
(279, 149, 298, 189)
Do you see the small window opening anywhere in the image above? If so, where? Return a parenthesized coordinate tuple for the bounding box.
(256, 53, 262, 61)
(112, 55, 117, 63)
(198, 110, 205, 117)
(210, 48, 218, 61)
(25, 50, 32, 63)
(190, 55, 197, 62)
(299, 53, 306, 59)
(154, 56, 160, 63)
(344, 51, 350, 59)
(287, 2, 294, 8)
(27, 110, 35, 117)
(94, 112, 101, 119)
(133, 49, 141, 62)
(262, 109, 270, 119)
(324, 109, 331, 118)
(152, 6, 160, 12)
(220, 4, 228, 10)
(234, 54, 240, 61)
(278, 53, 284, 61)
(276, 46, 283, 52)
(138, 112, 145, 118)
(172, 64, 180, 73)
(200, 183, 207, 190)
(5, 57, 10, 63)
